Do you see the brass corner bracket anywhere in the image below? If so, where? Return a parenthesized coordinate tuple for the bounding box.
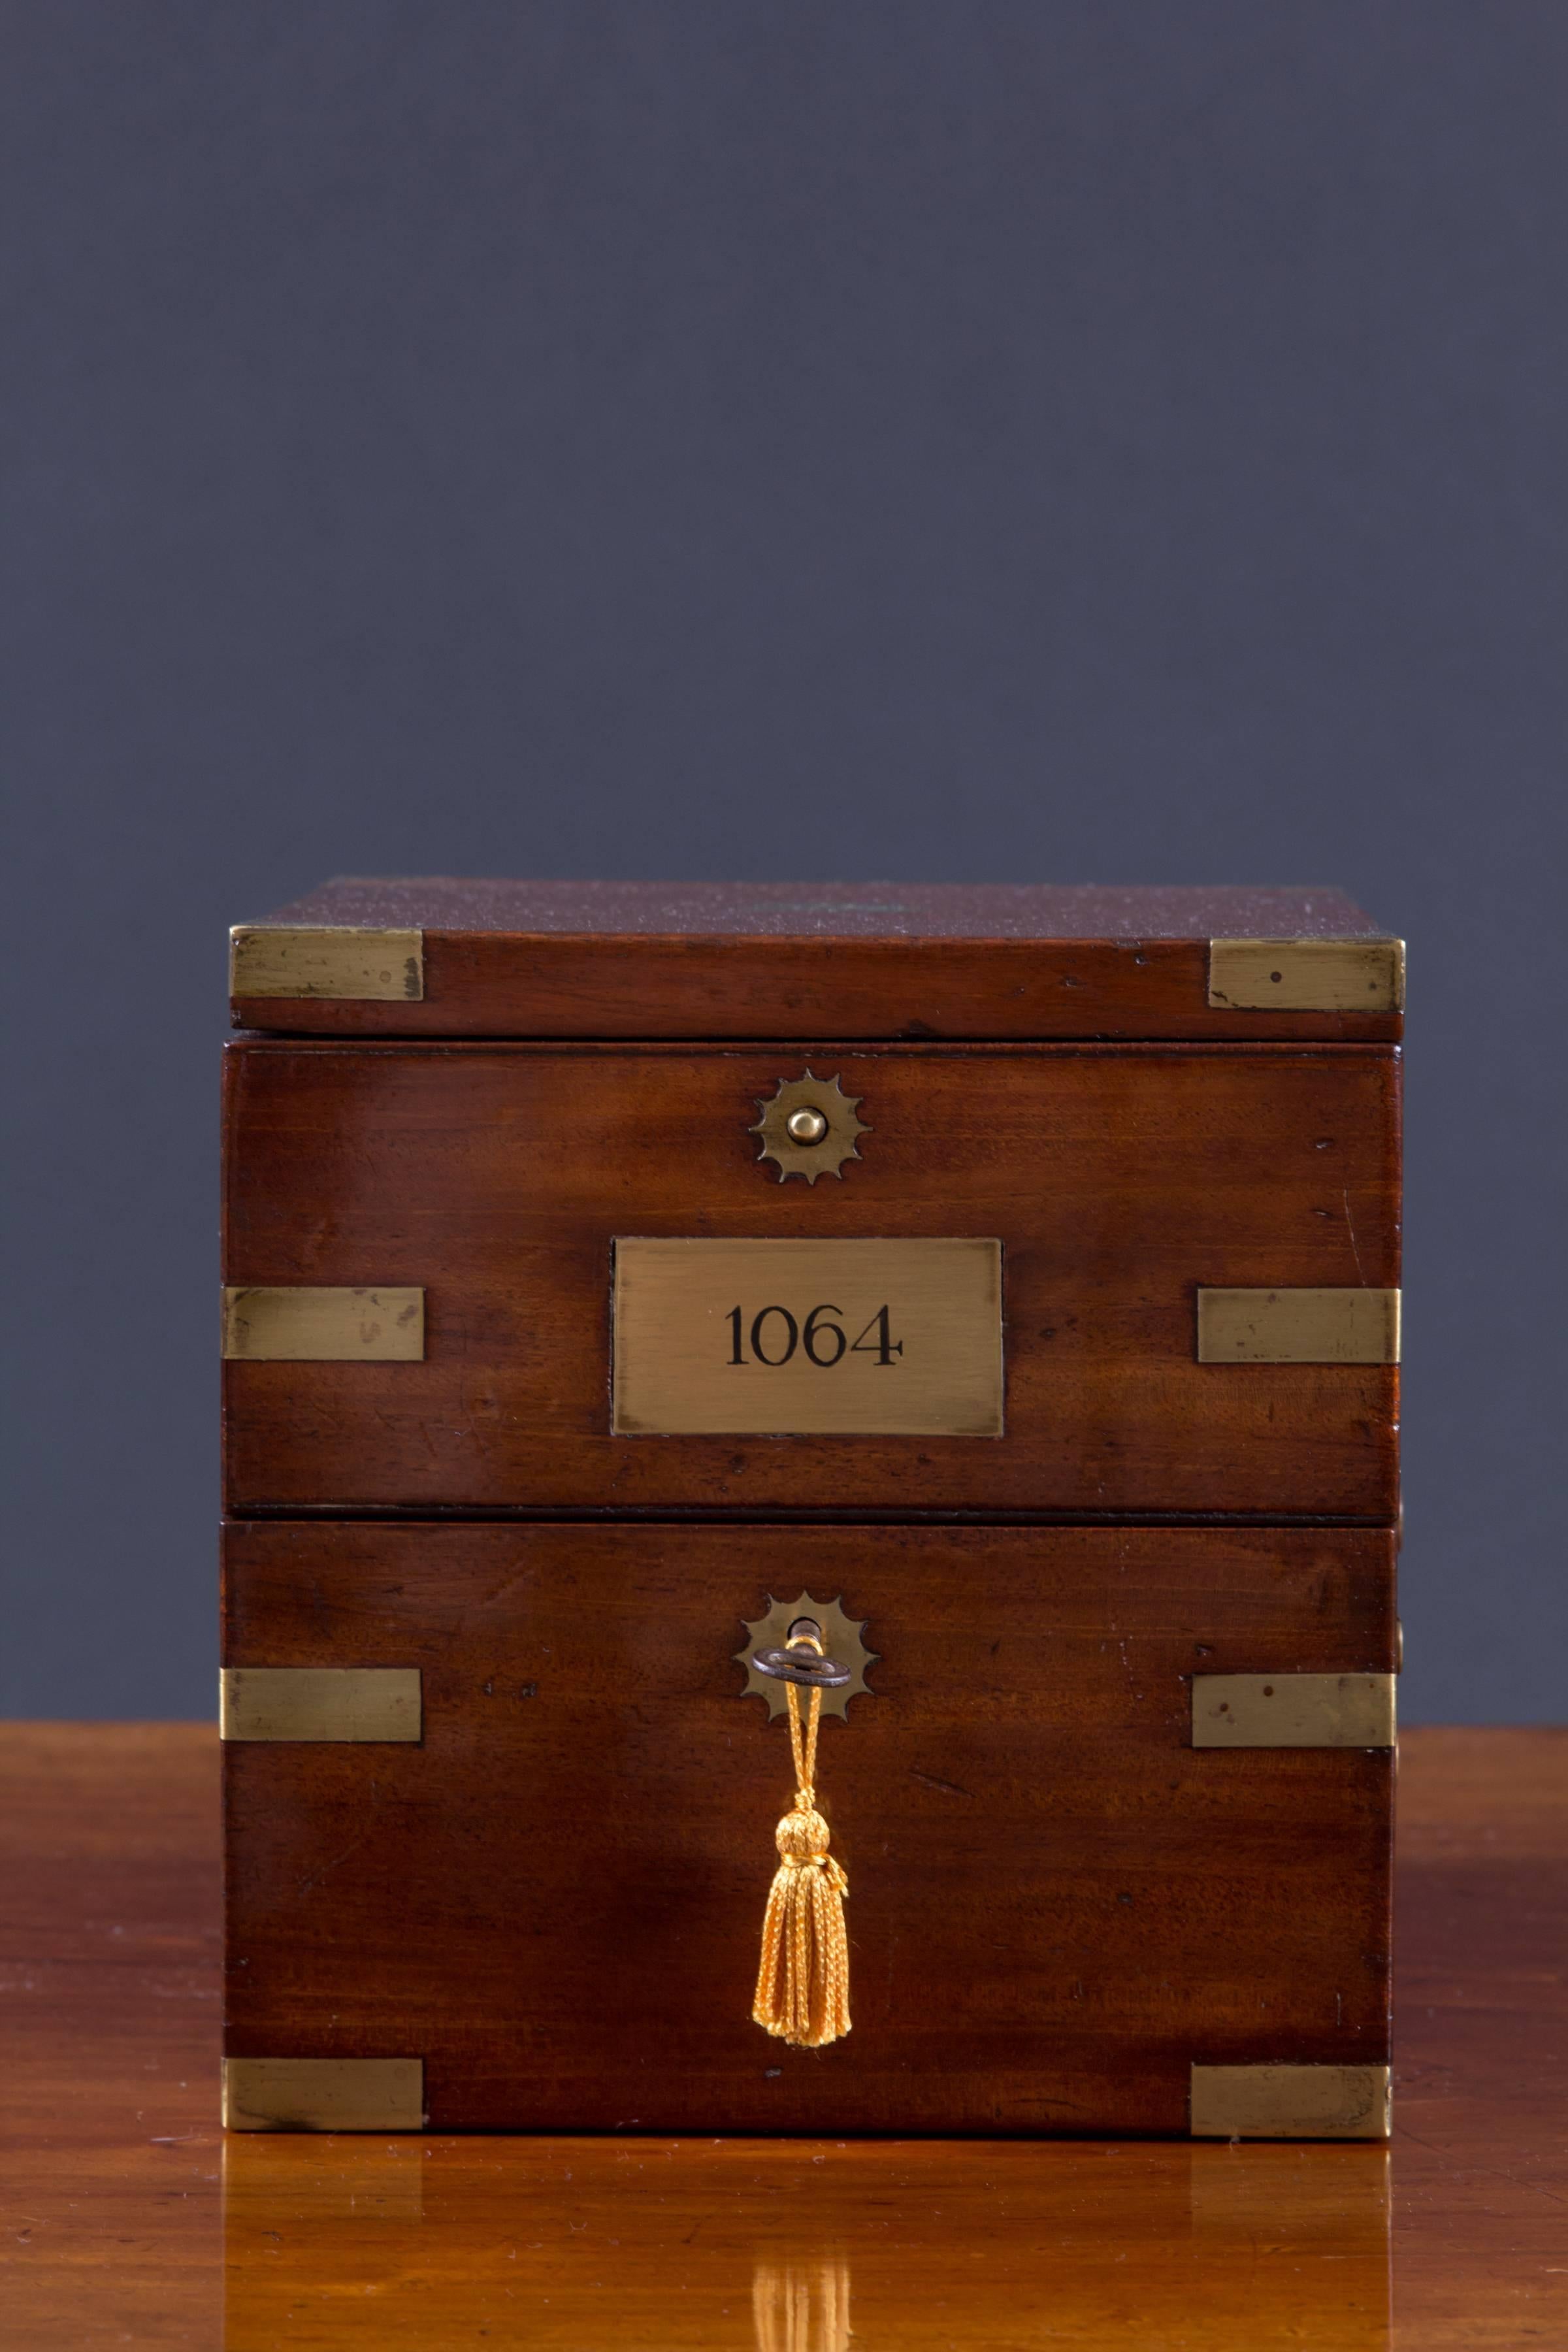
(229, 925, 424, 1003)
(1207, 937, 1404, 1013)
(1197, 1287, 1400, 1365)
(1190, 2063, 1391, 2140)
(1192, 1673, 1396, 1750)
(223, 2057, 425, 2132)
(221, 1286, 425, 1362)
(220, 1667, 423, 1743)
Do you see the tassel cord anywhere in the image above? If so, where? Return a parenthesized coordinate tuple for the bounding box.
(787, 1673, 820, 1811)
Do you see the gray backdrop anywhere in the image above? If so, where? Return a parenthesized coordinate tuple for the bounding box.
(4, 5, 1563, 1721)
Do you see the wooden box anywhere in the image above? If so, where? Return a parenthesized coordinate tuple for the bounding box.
(221, 882, 1401, 2139)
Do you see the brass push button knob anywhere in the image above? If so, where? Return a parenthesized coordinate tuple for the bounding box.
(749, 1071, 869, 1183)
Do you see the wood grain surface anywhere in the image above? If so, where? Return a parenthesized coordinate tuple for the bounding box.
(231, 879, 1403, 1041)
(221, 1520, 1396, 2134)
(223, 1041, 1400, 1516)
(1, 1724, 1561, 2347)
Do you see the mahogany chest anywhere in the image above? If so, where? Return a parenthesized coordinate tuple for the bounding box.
(221, 881, 1402, 2139)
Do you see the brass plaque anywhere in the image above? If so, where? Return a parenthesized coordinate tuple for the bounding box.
(220, 1667, 422, 1742)
(223, 2057, 425, 2133)
(222, 1286, 425, 1362)
(1192, 1673, 1396, 1749)
(1190, 2064, 1392, 2141)
(612, 1238, 1003, 1436)
(1207, 937, 1405, 1012)
(1197, 1286, 1400, 1364)
(229, 924, 424, 1002)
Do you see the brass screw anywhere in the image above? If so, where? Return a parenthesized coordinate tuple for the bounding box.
(785, 1107, 829, 1145)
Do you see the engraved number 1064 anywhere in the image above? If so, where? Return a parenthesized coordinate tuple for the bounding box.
(725, 1303, 904, 1368)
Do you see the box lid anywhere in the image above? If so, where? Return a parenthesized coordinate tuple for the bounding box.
(229, 878, 1403, 1040)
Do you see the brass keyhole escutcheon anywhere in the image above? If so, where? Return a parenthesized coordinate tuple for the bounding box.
(736, 1593, 877, 1720)
(750, 1073, 869, 1183)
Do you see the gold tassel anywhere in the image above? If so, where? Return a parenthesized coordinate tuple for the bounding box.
(752, 1666, 850, 2050)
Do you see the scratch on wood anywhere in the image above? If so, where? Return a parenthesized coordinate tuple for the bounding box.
(297, 1823, 374, 1898)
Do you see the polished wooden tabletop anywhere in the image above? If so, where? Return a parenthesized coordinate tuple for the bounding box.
(1, 1724, 1562, 2349)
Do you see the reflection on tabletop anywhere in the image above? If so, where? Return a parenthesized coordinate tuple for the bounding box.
(5, 1729, 1563, 2348)
(221, 2133, 1390, 2351)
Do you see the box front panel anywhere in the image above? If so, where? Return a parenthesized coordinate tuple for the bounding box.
(222, 1520, 1396, 2134)
(223, 1042, 1399, 1516)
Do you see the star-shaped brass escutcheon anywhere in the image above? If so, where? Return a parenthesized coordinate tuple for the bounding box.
(736, 1593, 878, 1723)
(749, 1071, 869, 1183)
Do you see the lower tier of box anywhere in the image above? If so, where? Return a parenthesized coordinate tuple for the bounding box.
(221, 1518, 1396, 2136)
